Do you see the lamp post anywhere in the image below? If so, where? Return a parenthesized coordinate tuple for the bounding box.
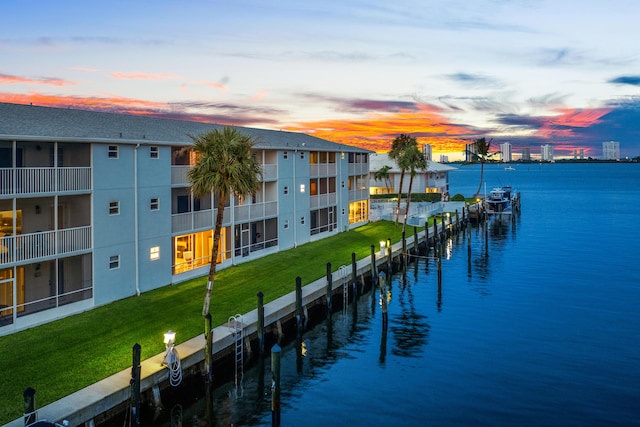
(380, 240, 386, 257)
(163, 330, 176, 365)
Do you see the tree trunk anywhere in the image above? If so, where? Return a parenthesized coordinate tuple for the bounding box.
(202, 194, 225, 316)
(474, 161, 485, 198)
(395, 170, 405, 225)
(403, 174, 415, 234)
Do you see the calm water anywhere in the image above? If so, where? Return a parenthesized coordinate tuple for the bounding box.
(148, 163, 640, 426)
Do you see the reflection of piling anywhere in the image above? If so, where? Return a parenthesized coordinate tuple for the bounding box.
(386, 237, 392, 272)
(271, 344, 281, 427)
(379, 272, 388, 330)
(257, 292, 265, 356)
(130, 343, 141, 427)
(326, 262, 333, 317)
(424, 220, 430, 254)
(401, 231, 407, 266)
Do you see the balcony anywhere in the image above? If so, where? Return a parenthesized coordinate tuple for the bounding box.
(310, 193, 337, 209)
(171, 207, 231, 234)
(0, 226, 92, 265)
(0, 167, 92, 196)
(234, 201, 278, 222)
(348, 188, 369, 202)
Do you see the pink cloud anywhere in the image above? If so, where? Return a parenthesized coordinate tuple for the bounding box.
(0, 73, 76, 87)
(110, 71, 180, 80)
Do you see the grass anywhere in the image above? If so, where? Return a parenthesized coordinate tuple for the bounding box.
(0, 220, 428, 424)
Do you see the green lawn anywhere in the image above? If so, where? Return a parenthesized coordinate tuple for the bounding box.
(0, 220, 429, 424)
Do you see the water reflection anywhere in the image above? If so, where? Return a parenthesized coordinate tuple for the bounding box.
(390, 265, 430, 358)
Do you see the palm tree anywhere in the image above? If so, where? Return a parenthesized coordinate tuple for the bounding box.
(468, 137, 494, 198)
(389, 134, 418, 225)
(401, 145, 428, 233)
(187, 127, 263, 316)
(374, 165, 392, 194)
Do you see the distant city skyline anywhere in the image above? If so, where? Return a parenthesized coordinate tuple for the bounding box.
(2, 1, 640, 160)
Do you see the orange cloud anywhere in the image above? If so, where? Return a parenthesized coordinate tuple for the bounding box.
(110, 72, 180, 80)
(202, 81, 227, 91)
(287, 105, 474, 154)
(535, 107, 611, 140)
(0, 91, 168, 114)
(0, 73, 75, 87)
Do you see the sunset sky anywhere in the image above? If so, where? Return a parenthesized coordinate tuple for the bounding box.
(2, 0, 640, 160)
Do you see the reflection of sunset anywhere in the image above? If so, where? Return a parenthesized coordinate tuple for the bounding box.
(287, 106, 475, 154)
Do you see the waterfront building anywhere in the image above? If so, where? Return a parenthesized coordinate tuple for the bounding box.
(602, 141, 620, 160)
(541, 144, 554, 162)
(500, 142, 512, 162)
(522, 147, 531, 161)
(465, 143, 477, 162)
(368, 152, 456, 196)
(0, 102, 371, 335)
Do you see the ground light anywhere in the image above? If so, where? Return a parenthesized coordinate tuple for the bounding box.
(162, 330, 182, 387)
(380, 240, 387, 256)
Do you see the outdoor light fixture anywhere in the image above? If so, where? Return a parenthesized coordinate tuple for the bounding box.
(380, 240, 386, 256)
(162, 330, 183, 386)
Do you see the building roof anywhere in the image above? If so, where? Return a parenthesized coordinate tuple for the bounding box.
(369, 152, 457, 173)
(0, 102, 371, 153)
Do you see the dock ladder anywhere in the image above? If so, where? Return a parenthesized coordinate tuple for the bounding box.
(338, 265, 349, 315)
(228, 314, 244, 394)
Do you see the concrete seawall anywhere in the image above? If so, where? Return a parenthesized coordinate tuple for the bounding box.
(7, 231, 441, 427)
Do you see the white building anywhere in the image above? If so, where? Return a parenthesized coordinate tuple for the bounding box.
(368, 153, 456, 197)
(541, 144, 554, 161)
(0, 102, 372, 335)
(422, 144, 432, 161)
(602, 141, 620, 160)
(500, 142, 512, 162)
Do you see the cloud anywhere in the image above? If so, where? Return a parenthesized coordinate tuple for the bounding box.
(0, 72, 76, 87)
(445, 73, 502, 88)
(608, 75, 640, 86)
(110, 71, 180, 80)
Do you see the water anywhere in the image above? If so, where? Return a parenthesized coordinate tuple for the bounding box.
(139, 163, 640, 426)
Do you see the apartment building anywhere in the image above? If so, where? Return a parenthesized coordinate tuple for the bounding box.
(0, 102, 371, 335)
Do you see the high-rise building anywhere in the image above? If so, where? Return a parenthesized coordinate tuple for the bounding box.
(500, 142, 512, 162)
(439, 154, 449, 163)
(422, 144, 432, 161)
(522, 148, 531, 161)
(541, 144, 554, 161)
(465, 143, 477, 162)
(602, 141, 620, 160)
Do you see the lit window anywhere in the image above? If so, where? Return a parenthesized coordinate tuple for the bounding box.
(108, 145, 119, 158)
(150, 198, 159, 210)
(300, 184, 305, 193)
(150, 246, 160, 260)
(109, 255, 120, 269)
(150, 146, 159, 159)
(109, 201, 119, 215)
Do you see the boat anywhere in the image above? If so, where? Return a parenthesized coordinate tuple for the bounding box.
(485, 186, 513, 214)
(504, 166, 516, 171)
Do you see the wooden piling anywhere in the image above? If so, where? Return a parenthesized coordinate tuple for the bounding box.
(351, 252, 358, 298)
(130, 343, 141, 427)
(369, 245, 377, 287)
(204, 313, 213, 383)
(23, 387, 36, 425)
(326, 262, 333, 316)
(257, 292, 265, 356)
(295, 277, 303, 332)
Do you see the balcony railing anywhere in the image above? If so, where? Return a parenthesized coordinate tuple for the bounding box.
(0, 167, 92, 196)
(171, 207, 231, 234)
(310, 193, 337, 209)
(310, 163, 337, 177)
(348, 188, 369, 201)
(171, 163, 278, 186)
(0, 226, 92, 265)
(348, 163, 369, 176)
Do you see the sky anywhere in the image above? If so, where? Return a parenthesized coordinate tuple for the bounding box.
(2, 0, 640, 161)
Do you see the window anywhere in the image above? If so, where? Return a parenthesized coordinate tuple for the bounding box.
(108, 145, 118, 158)
(284, 186, 289, 195)
(283, 151, 288, 159)
(109, 201, 119, 215)
(109, 255, 120, 269)
(301, 216, 305, 225)
(300, 152, 304, 159)
(150, 246, 160, 260)
(284, 220, 289, 229)
(150, 198, 159, 210)
(150, 146, 159, 158)
(300, 184, 305, 193)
